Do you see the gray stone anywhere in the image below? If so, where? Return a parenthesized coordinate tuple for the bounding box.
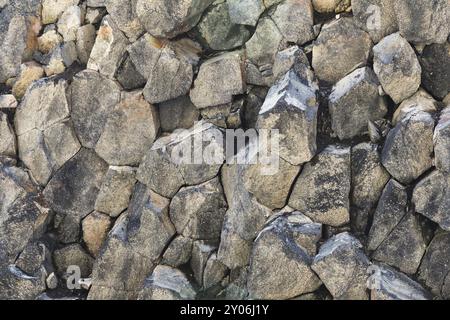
(12, 62, 45, 99)
(76, 24, 96, 65)
(0, 111, 16, 157)
(105, 0, 144, 42)
(17, 119, 81, 186)
(196, 2, 251, 51)
(312, 232, 371, 300)
(0, 15, 27, 83)
(381, 110, 434, 184)
(351, 142, 390, 212)
(217, 150, 272, 269)
(53, 244, 94, 278)
(143, 43, 194, 105)
(190, 240, 217, 287)
(373, 213, 427, 275)
(392, 89, 438, 125)
(247, 215, 321, 300)
(57, 5, 82, 42)
(367, 179, 408, 251)
(245, 17, 284, 67)
(95, 166, 137, 218)
(190, 51, 245, 109)
(85, 7, 106, 24)
(421, 42, 450, 100)
(0, 265, 46, 300)
(115, 55, 147, 90)
(43, 148, 108, 243)
(135, 0, 215, 39)
(434, 107, 450, 173)
(126, 33, 164, 80)
(38, 29, 63, 54)
(373, 33, 422, 104)
(159, 96, 200, 132)
(82, 211, 113, 257)
(69, 70, 121, 149)
(137, 122, 225, 198)
(0, 163, 50, 265)
(227, 0, 264, 26)
(413, 171, 450, 231)
(15, 241, 52, 276)
(170, 178, 227, 241)
(0, 94, 18, 109)
(162, 236, 193, 268)
(95, 91, 160, 166)
(203, 252, 228, 290)
(329, 67, 387, 140)
(256, 70, 318, 166)
(312, 18, 373, 84)
(419, 231, 450, 299)
(352, 0, 398, 43)
(368, 264, 431, 300)
(393, 0, 449, 45)
(43, 41, 78, 76)
(138, 266, 196, 300)
(312, 0, 351, 13)
(269, 0, 315, 45)
(289, 145, 351, 227)
(272, 46, 310, 84)
(42, 0, 79, 24)
(87, 15, 130, 78)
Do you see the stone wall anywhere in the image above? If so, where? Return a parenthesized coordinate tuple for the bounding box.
(0, 0, 449, 300)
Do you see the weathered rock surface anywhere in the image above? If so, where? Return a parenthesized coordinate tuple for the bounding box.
(419, 231, 450, 299)
(393, 0, 450, 45)
(312, 232, 371, 300)
(162, 236, 193, 268)
(329, 67, 387, 140)
(247, 215, 322, 300)
(159, 96, 200, 133)
(135, 0, 215, 39)
(82, 211, 113, 257)
(95, 91, 159, 166)
(256, 70, 318, 166)
(373, 33, 422, 104)
(368, 264, 431, 300)
(43, 148, 108, 243)
(434, 107, 450, 173)
(381, 110, 434, 184)
(420, 42, 450, 100)
(190, 51, 245, 109)
(227, 0, 264, 26)
(312, 0, 351, 13)
(105, 0, 144, 42)
(312, 18, 373, 83)
(53, 244, 94, 278)
(170, 178, 227, 240)
(0, 111, 16, 157)
(413, 171, 450, 231)
(289, 145, 351, 227)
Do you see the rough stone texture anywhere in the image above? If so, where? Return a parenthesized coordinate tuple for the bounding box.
(105, 0, 144, 42)
(57, 5, 82, 42)
(352, 0, 398, 43)
(381, 110, 434, 184)
(196, 2, 251, 51)
(95, 91, 159, 166)
(53, 244, 94, 278)
(162, 236, 193, 268)
(312, 0, 351, 13)
(434, 107, 450, 173)
(329, 67, 387, 140)
(369, 264, 431, 300)
(420, 42, 450, 100)
(38, 30, 63, 54)
(87, 16, 130, 78)
(76, 24, 96, 65)
(159, 96, 200, 132)
(413, 171, 450, 231)
(69, 70, 121, 149)
(312, 18, 373, 84)
(0, 111, 16, 157)
(170, 178, 227, 240)
(82, 211, 113, 257)
(137, 122, 225, 198)
(42, 0, 79, 24)
(373, 213, 427, 275)
(135, 0, 215, 39)
(312, 232, 371, 300)
(393, 0, 450, 45)
(227, 0, 264, 26)
(12, 62, 44, 99)
(392, 89, 438, 125)
(373, 33, 422, 104)
(256, 70, 318, 166)
(367, 179, 408, 251)
(270, 0, 315, 46)
(190, 51, 245, 109)
(138, 266, 196, 300)
(43, 149, 108, 243)
(289, 145, 351, 227)
(95, 166, 136, 218)
(247, 215, 322, 300)
(419, 231, 450, 299)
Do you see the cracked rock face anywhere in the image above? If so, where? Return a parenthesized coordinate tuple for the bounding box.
(1, 0, 449, 302)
